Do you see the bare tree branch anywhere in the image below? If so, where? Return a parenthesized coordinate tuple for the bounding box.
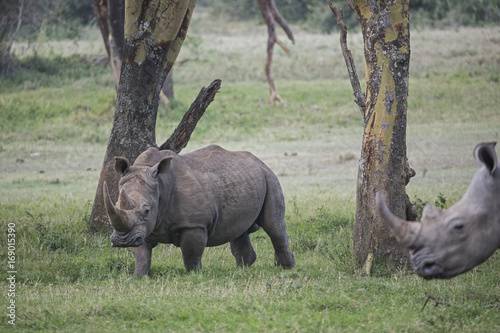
(159, 79, 221, 153)
(269, 0, 294, 44)
(328, 2, 366, 119)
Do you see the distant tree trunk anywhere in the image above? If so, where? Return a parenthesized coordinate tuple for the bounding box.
(329, 1, 416, 275)
(0, 0, 58, 73)
(163, 70, 174, 99)
(256, 0, 294, 106)
(89, 0, 197, 231)
(92, 0, 125, 89)
(92, 0, 174, 96)
(0, 0, 24, 72)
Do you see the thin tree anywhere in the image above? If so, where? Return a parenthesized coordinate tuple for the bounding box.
(256, 0, 294, 106)
(89, 0, 221, 231)
(329, 0, 416, 275)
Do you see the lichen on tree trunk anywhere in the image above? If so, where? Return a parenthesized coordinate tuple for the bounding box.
(331, 0, 416, 274)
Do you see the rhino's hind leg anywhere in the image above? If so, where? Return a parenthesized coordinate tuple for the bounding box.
(262, 225, 295, 269)
(269, 230, 295, 269)
(260, 213, 295, 268)
(180, 227, 207, 272)
(258, 189, 295, 269)
(230, 233, 257, 267)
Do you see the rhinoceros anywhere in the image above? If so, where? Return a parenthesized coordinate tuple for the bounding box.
(376, 142, 499, 279)
(103, 145, 295, 276)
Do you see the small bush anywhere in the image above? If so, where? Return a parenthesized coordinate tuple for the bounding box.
(413, 193, 448, 220)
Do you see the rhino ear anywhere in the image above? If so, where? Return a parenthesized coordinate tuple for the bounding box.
(474, 142, 497, 175)
(114, 157, 130, 175)
(151, 156, 173, 178)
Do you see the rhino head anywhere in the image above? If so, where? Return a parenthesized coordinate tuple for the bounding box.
(376, 142, 500, 279)
(104, 154, 172, 247)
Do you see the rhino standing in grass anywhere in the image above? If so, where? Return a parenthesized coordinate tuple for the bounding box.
(103, 145, 295, 276)
(376, 142, 500, 279)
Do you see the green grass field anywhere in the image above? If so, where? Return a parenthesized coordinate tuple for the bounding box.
(1, 17, 500, 332)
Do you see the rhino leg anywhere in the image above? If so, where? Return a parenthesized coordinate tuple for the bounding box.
(130, 240, 156, 277)
(230, 233, 257, 267)
(268, 228, 295, 269)
(257, 187, 295, 269)
(180, 227, 207, 272)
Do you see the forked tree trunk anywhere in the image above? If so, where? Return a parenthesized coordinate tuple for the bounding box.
(89, 0, 196, 231)
(330, 0, 416, 274)
(92, 0, 174, 97)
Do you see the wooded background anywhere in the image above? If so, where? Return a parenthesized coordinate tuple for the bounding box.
(2, 0, 500, 71)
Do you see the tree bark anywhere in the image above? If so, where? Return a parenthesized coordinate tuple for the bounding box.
(330, 1, 416, 274)
(89, 0, 197, 231)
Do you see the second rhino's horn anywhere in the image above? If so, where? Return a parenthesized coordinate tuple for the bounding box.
(103, 181, 133, 232)
(375, 192, 422, 249)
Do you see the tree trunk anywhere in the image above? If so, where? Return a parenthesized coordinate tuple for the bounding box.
(331, 0, 416, 274)
(89, 0, 196, 231)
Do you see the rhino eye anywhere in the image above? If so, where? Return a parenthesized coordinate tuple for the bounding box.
(453, 224, 464, 230)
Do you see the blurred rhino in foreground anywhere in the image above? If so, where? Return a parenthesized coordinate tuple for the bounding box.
(376, 142, 499, 279)
(104, 145, 295, 276)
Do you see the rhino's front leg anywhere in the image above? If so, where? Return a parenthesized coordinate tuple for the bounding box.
(130, 239, 156, 277)
(180, 227, 207, 272)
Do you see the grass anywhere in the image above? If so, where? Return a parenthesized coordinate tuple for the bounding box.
(1, 17, 500, 332)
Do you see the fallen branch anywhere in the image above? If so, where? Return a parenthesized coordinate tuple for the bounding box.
(421, 293, 451, 312)
(328, 2, 366, 119)
(159, 79, 221, 153)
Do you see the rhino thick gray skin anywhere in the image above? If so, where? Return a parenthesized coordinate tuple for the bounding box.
(376, 142, 500, 279)
(104, 145, 295, 276)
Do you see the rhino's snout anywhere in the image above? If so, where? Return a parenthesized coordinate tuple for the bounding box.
(111, 233, 144, 248)
(133, 237, 144, 247)
(417, 261, 444, 279)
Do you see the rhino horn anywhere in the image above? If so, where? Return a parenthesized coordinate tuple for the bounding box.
(375, 192, 422, 249)
(103, 181, 133, 232)
(119, 190, 135, 210)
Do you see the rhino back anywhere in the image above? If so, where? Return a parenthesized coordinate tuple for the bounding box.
(156, 145, 278, 246)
